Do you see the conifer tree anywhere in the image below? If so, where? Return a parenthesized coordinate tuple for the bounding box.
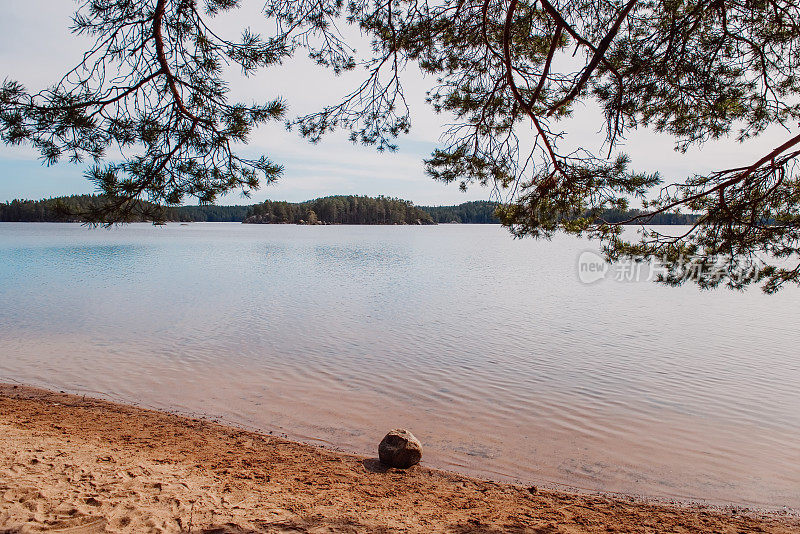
(2, 0, 799, 290)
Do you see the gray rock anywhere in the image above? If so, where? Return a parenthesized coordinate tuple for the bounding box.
(378, 429, 422, 468)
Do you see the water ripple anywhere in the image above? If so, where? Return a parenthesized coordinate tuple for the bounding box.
(1, 222, 799, 510)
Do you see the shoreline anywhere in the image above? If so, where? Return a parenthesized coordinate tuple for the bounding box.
(5, 379, 795, 514)
(1, 384, 798, 533)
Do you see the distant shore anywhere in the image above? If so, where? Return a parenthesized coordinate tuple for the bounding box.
(1, 194, 698, 225)
(1, 384, 797, 533)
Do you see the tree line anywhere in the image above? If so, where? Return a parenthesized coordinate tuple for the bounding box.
(0, 195, 248, 223)
(3, 0, 798, 290)
(1, 194, 700, 225)
(423, 201, 500, 224)
(243, 196, 434, 225)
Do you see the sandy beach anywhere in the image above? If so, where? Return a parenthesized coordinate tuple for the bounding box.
(1, 384, 797, 533)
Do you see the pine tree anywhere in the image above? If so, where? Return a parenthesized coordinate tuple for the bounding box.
(3, 0, 800, 290)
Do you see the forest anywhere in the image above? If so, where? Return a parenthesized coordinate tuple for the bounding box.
(424, 202, 698, 224)
(423, 201, 500, 224)
(243, 196, 433, 225)
(0, 195, 434, 224)
(0, 195, 249, 223)
(0, 195, 697, 225)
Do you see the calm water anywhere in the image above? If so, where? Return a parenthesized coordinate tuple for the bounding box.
(1, 222, 798, 510)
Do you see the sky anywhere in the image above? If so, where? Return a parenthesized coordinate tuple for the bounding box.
(0, 1, 792, 206)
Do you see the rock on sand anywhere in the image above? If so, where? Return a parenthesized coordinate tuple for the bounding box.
(378, 429, 423, 468)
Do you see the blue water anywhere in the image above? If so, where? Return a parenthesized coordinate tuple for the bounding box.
(1, 222, 798, 510)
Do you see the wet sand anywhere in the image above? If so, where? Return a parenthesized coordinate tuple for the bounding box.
(1, 384, 798, 533)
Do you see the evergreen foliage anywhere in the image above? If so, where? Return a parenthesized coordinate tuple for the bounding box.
(0, 195, 249, 222)
(1, 0, 285, 223)
(2, 0, 799, 289)
(1, 194, 699, 225)
(423, 201, 500, 224)
(170, 204, 251, 222)
(424, 201, 699, 224)
(244, 196, 434, 224)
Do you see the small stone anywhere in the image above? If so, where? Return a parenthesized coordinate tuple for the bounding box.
(378, 429, 422, 468)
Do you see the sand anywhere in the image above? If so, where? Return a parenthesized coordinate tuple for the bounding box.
(0, 384, 797, 533)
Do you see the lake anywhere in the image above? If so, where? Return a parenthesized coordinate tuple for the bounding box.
(1, 222, 798, 510)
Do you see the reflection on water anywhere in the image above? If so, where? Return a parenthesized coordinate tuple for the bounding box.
(1, 222, 799, 510)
